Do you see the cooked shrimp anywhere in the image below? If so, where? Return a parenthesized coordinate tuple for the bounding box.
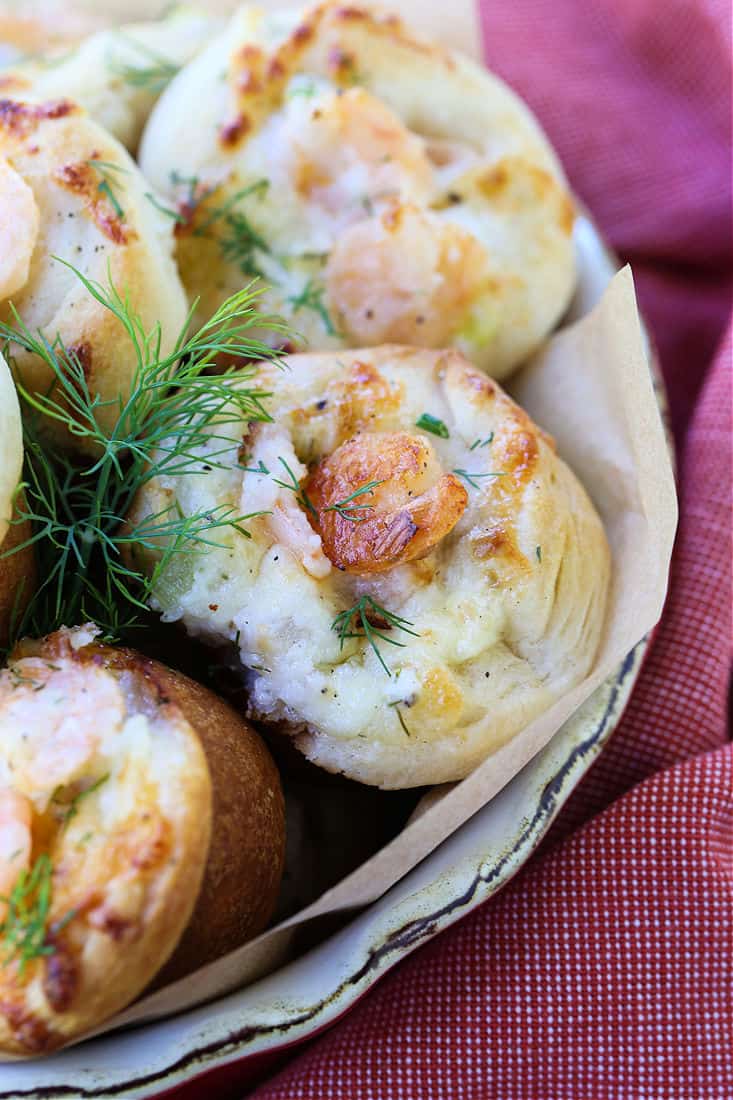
(306, 431, 468, 575)
(0, 156, 39, 301)
(285, 86, 435, 218)
(0, 789, 32, 907)
(0, 659, 121, 795)
(325, 200, 490, 346)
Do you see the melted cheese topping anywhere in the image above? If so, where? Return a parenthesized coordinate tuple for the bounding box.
(133, 346, 611, 788)
(139, 0, 576, 379)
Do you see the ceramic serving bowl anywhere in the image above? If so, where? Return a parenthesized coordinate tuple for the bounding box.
(0, 215, 666, 1099)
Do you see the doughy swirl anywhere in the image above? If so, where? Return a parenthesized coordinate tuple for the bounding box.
(139, 0, 577, 378)
(131, 345, 611, 789)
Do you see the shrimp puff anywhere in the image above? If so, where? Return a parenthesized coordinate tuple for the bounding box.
(0, 625, 285, 1056)
(129, 346, 611, 789)
(0, 98, 187, 451)
(0, 10, 220, 151)
(139, 0, 576, 379)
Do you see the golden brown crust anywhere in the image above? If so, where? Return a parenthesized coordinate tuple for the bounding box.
(140, 662, 286, 988)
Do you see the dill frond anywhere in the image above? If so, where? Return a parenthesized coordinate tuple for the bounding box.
(323, 479, 384, 522)
(332, 595, 419, 677)
(0, 855, 73, 973)
(107, 34, 181, 93)
(452, 468, 505, 490)
(0, 262, 289, 647)
(288, 279, 338, 336)
(271, 457, 318, 520)
(52, 774, 110, 826)
(194, 180, 271, 280)
(415, 413, 449, 439)
(86, 159, 128, 220)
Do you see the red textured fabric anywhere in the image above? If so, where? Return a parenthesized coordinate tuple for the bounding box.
(238, 1, 732, 1096)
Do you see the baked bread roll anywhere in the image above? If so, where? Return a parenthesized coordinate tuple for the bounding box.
(0, 9, 221, 151)
(0, 625, 285, 1056)
(130, 345, 611, 789)
(0, 353, 34, 647)
(0, 97, 187, 450)
(139, 0, 576, 379)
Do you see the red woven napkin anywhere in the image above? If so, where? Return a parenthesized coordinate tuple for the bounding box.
(241, 1, 732, 1096)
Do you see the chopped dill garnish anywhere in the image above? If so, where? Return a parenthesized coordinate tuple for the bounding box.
(0, 854, 74, 973)
(388, 700, 412, 736)
(469, 432, 494, 450)
(144, 191, 184, 223)
(286, 77, 318, 98)
(0, 262, 289, 646)
(172, 170, 215, 218)
(272, 457, 317, 519)
(6, 666, 43, 691)
(97, 181, 124, 220)
(53, 774, 110, 826)
(288, 279, 338, 336)
(453, 468, 505, 490)
(239, 457, 270, 476)
(536, 545, 542, 562)
(415, 413, 449, 439)
(107, 34, 180, 93)
(332, 595, 420, 677)
(195, 180, 271, 280)
(87, 159, 128, 220)
(324, 480, 384, 522)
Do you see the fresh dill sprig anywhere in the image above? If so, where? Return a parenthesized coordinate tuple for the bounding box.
(469, 432, 494, 450)
(87, 159, 128, 220)
(415, 413, 449, 439)
(108, 34, 181, 93)
(194, 180, 271, 280)
(0, 262, 288, 645)
(332, 595, 420, 677)
(272, 457, 318, 520)
(0, 854, 74, 973)
(288, 279, 338, 336)
(536, 545, 542, 562)
(453, 468, 505, 490)
(324, 480, 384, 522)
